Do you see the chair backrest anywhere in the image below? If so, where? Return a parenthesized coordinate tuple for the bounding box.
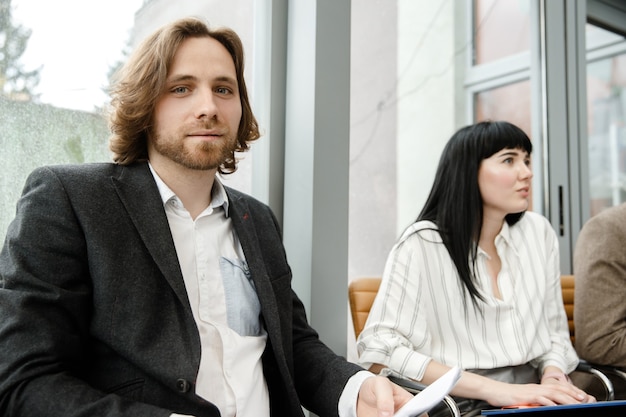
(349, 275, 576, 344)
(561, 274, 575, 345)
(348, 277, 382, 338)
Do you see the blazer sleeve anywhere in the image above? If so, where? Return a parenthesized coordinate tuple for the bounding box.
(0, 167, 172, 417)
(291, 288, 364, 416)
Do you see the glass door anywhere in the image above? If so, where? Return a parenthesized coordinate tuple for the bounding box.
(585, 24, 626, 216)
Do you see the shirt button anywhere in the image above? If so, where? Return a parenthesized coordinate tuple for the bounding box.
(176, 378, 191, 393)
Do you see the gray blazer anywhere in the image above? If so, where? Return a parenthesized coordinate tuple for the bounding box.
(0, 162, 361, 417)
(574, 202, 626, 369)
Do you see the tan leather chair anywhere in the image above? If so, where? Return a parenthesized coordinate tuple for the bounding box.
(348, 277, 381, 339)
(561, 274, 576, 345)
(561, 274, 615, 399)
(562, 275, 626, 399)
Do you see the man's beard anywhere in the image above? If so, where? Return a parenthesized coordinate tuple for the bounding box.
(152, 129, 237, 171)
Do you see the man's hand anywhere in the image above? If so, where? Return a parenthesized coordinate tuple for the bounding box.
(356, 376, 415, 417)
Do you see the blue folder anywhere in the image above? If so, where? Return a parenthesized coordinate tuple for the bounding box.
(481, 400, 626, 416)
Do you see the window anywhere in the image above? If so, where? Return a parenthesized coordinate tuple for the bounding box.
(1, 0, 143, 238)
(473, 0, 531, 65)
(585, 24, 626, 215)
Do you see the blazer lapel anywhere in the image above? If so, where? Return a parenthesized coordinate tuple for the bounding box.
(226, 190, 287, 356)
(110, 163, 191, 311)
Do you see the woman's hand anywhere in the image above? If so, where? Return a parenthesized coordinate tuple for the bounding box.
(540, 373, 596, 404)
(482, 378, 595, 407)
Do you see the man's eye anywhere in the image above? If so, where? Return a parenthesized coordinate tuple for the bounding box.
(216, 87, 231, 95)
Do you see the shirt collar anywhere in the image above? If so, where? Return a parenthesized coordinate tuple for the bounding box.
(148, 162, 230, 217)
(477, 221, 512, 258)
(496, 220, 512, 245)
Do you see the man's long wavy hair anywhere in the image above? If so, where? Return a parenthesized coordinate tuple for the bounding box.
(108, 17, 260, 174)
(417, 120, 533, 307)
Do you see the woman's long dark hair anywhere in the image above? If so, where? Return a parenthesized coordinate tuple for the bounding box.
(417, 120, 532, 305)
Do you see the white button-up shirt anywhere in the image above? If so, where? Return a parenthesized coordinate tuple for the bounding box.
(151, 167, 268, 417)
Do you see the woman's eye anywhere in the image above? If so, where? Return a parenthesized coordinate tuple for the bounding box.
(173, 86, 188, 94)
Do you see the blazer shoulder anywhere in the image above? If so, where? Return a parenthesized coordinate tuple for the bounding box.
(42, 162, 140, 175)
(224, 186, 273, 214)
(31, 162, 117, 180)
(578, 204, 626, 248)
(29, 162, 148, 186)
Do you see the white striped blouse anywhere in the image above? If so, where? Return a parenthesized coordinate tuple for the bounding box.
(356, 211, 579, 382)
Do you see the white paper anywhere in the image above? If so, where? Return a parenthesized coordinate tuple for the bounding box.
(393, 366, 461, 417)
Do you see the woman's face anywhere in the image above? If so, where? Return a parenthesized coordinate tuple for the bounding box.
(478, 147, 533, 218)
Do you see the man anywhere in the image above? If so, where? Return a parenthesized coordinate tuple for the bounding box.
(0, 17, 413, 417)
(574, 203, 626, 370)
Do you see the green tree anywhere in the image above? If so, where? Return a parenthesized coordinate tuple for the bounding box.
(0, 0, 40, 101)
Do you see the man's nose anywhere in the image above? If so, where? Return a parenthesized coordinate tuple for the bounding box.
(194, 89, 218, 119)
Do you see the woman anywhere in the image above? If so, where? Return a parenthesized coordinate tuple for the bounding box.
(357, 121, 595, 415)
